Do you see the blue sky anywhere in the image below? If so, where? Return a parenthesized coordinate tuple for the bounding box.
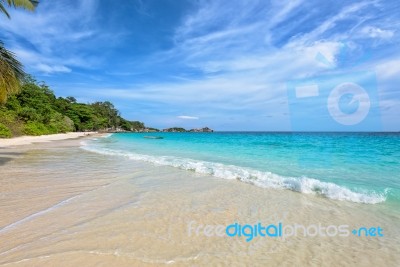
(0, 0, 399, 131)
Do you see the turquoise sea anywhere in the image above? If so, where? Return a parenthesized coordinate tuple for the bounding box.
(82, 132, 400, 206)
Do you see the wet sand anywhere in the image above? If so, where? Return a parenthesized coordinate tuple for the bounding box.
(0, 138, 399, 266)
(0, 132, 99, 148)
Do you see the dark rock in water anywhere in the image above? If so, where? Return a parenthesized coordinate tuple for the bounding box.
(189, 127, 213, 132)
(161, 127, 214, 133)
(144, 136, 164, 139)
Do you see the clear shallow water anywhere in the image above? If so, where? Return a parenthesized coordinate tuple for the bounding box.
(82, 132, 400, 205)
(3, 143, 399, 266)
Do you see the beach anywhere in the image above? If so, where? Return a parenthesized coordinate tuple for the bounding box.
(0, 132, 99, 148)
(1, 0, 399, 265)
(0, 134, 399, 266)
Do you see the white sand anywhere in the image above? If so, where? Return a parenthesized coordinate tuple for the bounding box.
(1, 144, 399, 266)
(0, 132, 98, 147)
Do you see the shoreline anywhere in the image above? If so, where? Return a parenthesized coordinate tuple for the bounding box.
(0, 132, 103, 148)
(0, 137, 399, 266)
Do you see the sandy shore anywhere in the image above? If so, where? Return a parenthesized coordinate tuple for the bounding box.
(0, 138, 399, 266)
(0, 132, 100, 148)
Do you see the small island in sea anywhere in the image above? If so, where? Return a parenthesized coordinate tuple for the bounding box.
(162, 127, 214, 133)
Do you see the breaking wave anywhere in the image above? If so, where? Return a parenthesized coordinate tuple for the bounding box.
(81, 144, 387, 204)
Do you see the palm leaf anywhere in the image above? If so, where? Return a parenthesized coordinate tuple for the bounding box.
(0, 3, 11, 18)
(6, 0, 38, 10)
(0, 41, 26, 103)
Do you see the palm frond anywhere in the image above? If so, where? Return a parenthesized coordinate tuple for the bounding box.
(0, 41, 26, 103)
(0, 3, 11, 18)
(5, 0, 38, 11)
(0, 42, 25, 80)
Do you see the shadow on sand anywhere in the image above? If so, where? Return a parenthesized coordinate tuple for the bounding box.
(0, 151, 23, 166)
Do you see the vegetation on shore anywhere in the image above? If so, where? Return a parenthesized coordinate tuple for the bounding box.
(0, 77, 146, 137)
(0, 2, 152, 138)
(1, 0, 38, 104)
(162, 127, 213, 132)
(0, 2, 214, 138)
(162, 127, 186, 132)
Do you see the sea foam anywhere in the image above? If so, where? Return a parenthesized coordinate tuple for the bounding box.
(81, 145, 387, 204)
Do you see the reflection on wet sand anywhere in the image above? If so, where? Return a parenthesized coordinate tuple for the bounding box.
(0, 139, 399, 266)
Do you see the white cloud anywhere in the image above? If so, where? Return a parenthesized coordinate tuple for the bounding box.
(268, 0, 304, 28)
(360, 26, 394, 39)
(376, 58, 400, 79)
(0, 0, 118, 74)
(80, 1, 347, 127)
(177, 116, 199, 120)
(287, 1, 373, 46)
(36, 63, 71, 74)
(166, 0, 344, 78)
(2, 0, 397, 131)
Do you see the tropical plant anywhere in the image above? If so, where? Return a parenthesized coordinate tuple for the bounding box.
(0, 1, 39, 103)
(1, 76, 148, 137)
(0, 0, 38, 18)
(0, 122, 12, 137)
(0, 41, 26, 103)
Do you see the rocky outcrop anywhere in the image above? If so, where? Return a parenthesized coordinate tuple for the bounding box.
(162, 127, 186, 132)
(161, 127, 214, 132)
(189, 127, 213, 132)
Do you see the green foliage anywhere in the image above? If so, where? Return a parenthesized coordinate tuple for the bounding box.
(0, 107, 23, 136)
(23, 121, 50, 136)
(18, 107, 40, 121)
(147, 127, 160, 132)
(0, 41, 25, 103)
(0, 122, 12, 138)
(1, 0, 38, 104)
(119, 117, 132, 131)
(66, 96, 76, 103)
(0, 77, 145, 137)
(90, 101, 119, 129)
(130, 121, 145, 130)
(50, 114, 74, 133)
(164, 127, 186, 132)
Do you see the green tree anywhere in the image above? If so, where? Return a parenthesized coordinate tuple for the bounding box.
(1, 75, 149, 137)
(91, 101, 120, 129)
(66, 96, 77, 103)
(130, 121, 145, 130)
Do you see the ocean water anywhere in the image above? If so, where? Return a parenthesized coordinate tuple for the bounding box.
(2, 138, 400, 265)
(82, 132, 400, 206)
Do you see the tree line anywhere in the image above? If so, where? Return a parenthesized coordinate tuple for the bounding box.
(0, 1, 147, 137)
(0, 76, 146, 137)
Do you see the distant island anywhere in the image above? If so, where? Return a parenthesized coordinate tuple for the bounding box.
(0, 76, 213, 138)
(114, 126, 214, 133)
(162, 127, 213, 133)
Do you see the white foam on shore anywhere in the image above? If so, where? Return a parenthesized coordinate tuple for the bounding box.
(81, 145, 387, 204)
(102, 133, 113, 138)
(0, 195, 79, 234)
